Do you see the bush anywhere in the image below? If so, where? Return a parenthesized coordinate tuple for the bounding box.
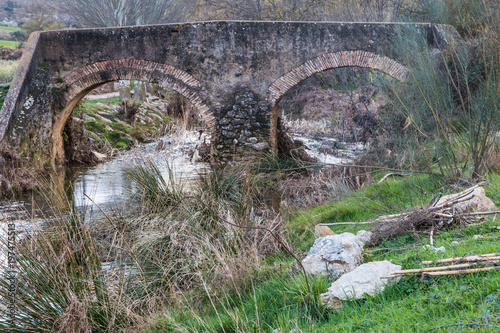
(380, 25, 500, 180)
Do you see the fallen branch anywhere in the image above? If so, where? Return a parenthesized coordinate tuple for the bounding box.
(421, 253, 500, 265)
(393, 260, 500, 274)
(368, 183, 492, 245)
(423, 266, 500, 276)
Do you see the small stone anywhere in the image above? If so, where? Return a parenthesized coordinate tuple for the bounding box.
(247, 137, 258, 144)
(450, 241, 459, 246)
(250, 142, 268, 151)
(222, 130, 236, 138)
(226, 110, 235, 117)
(302, 230, 373, 277)
(472, 235, 484, 240)
(423, 245, 446, 253)
(219, 118, 230, 125)
(92, 151, 107, 162)
(315, 225, 336, 237)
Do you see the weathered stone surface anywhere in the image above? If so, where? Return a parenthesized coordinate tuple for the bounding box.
(0, 21, 456, 164)
(320, 260, 401, 308)
(302, 230, 372, 276)
(435, 187, 497, 213)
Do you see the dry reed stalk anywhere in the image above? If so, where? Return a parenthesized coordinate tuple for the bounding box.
(393, 260, 499, 274)
(420, 253, 500, 265)
(423, 266, 500, 276)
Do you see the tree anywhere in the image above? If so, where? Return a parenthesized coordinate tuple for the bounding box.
(198, 0, 325, 21)
(22, 1, 65, 34)
(62, 0, 196, 28)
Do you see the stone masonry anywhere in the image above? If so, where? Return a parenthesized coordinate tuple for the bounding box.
(0, 21, 458, 164)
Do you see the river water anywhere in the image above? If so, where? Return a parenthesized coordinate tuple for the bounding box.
(1, 128, 364, 224)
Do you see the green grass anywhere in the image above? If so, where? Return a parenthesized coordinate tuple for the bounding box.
(0, 39, 20, 48)
(144, 173, 500, 332)
(0, 26, 21, 32)
(289, 173, 448, 251)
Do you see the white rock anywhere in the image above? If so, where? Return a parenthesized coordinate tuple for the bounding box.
(302, 230, 372, 277)
(423, 244, 446, 253)
(92, 151, 107, 162)
(320, 260, 401, 308)
(472, 235, 484, 240)
(450, 241, 459, 246)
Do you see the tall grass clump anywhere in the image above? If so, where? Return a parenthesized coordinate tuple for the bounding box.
(386, 20, 500, 180)
(123, 159, 184, 213)
(117, 159, 285, 317)
(0, 179, 131, 332)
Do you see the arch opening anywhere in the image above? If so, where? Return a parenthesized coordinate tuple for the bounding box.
(267, 51, 408, 155)
(52, 60, 213, 164)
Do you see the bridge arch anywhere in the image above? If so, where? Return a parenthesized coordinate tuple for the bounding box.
(52, 59, 213, 162)
(267, 50, 409, 152)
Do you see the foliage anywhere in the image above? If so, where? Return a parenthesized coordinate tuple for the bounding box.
(380, 24, 500, 180)
(0, 59, 17, 83)
(63, 0, 197, 28)
(21, 1, 66, 34)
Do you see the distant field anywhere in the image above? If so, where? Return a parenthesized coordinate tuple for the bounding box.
(0, 26, 20, 32)
(0, 40, 20, 48)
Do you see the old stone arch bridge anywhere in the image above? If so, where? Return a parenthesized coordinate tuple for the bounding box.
(0, 21, 456, 163)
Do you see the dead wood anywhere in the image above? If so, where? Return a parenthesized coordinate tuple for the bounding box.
(367, 184, 491, 245)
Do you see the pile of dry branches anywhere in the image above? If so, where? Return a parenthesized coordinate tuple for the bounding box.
(320, 183, 499, 245)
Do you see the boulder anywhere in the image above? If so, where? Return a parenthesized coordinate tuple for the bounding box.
(320, 260, 401, 309)
(302, 230, 372, 277)
(435, 187, 497, 213)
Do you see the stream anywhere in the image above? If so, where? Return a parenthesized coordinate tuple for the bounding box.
(1, 129, 365, 224)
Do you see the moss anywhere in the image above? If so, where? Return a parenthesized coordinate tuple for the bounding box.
(84, 120, 106, 133)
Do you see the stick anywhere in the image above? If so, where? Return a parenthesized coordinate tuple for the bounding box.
(393, 261, 499, 274)
(421, 253, 500, 265)
(318, 220, 392, 226)
(461, 211, 500, 217)
(432, 183, 485, 209)
(423, 266, 499, 276)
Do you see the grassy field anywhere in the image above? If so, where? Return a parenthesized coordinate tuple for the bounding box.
(0, 40, 20, 48)
(0, 26, 21, 32)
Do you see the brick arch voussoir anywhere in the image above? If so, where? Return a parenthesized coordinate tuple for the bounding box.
(267, 50, 409, 105)
(59, 59, 214, 128)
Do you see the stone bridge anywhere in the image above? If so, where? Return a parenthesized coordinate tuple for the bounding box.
(0, 21, 457, 164)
